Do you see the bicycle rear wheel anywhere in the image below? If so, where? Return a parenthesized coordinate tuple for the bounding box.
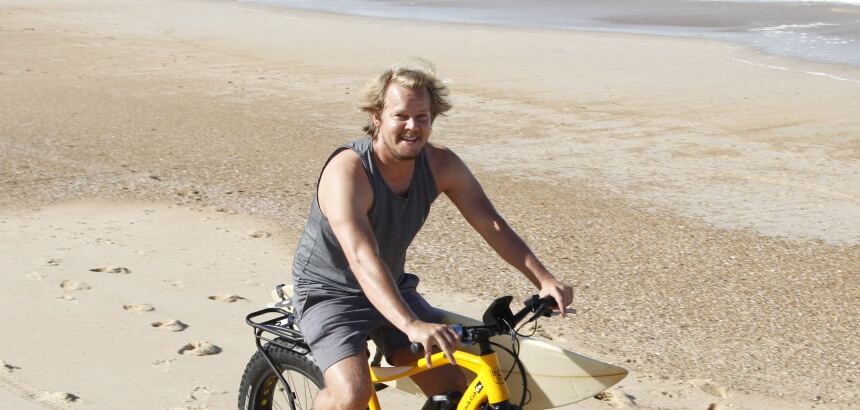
(238, 339, 324, 410)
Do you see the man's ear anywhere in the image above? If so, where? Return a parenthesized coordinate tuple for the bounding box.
(371, 111, 381, 127)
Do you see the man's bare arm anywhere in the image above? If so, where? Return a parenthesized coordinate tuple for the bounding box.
(428, 144, 574, 311)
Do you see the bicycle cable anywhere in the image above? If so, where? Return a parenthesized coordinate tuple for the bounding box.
(498, 316, 536, 408)
(489, 339, 530, 408)
(506, 305, 556, 407)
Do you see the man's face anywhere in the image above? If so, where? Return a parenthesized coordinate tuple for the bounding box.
(373, 83, 432, 161)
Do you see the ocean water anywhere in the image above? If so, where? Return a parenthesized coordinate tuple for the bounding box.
(240, 0, 860, 70)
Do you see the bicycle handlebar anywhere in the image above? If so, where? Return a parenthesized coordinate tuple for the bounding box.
(410, 295, 559, 354)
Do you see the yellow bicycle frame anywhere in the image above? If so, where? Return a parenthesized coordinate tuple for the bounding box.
(367, 349, 512, 410)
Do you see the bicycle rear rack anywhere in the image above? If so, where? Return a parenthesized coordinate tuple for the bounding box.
(245, 307, 311, 355)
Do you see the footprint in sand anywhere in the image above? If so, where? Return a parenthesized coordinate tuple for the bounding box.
(699, 380, 730, 398)
(213, 206, 237, 214)
(151, 320, 188, 332)
(177, 341, 221, 356)
(45, 258, 62, 266)
(248, 230, 271, 238)
(651, 389, 677, 399)
(2, 360, 21, 373)
(593, 390, 627, 407)
(27, 271, 45, 280)
(151, 358, 175, 372)
(60, 279, 91, 291)
(56, 294, 76, 302)
(185, 385, 212, 402)
(537, 328, 564, 342)
(90, 266, 130, 274)
(123, 304, 155, 312)
(208, 294, 247, 303)
(163, 279, 184, 288)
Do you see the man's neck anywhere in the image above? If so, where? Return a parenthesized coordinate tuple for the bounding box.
(372, 139, 416, 196)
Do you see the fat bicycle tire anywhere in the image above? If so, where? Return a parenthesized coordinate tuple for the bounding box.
(238, 339, 324, 410)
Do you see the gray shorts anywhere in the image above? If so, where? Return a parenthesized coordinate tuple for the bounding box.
(293, 273, 441, 373)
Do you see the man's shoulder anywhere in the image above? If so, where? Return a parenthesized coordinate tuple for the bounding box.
(425, 142, 457, 164)
(426, 142, 470, 189)
(318, 140, 371, 189)
(325, 148, 365, 175)
(318, 143, 374, 214)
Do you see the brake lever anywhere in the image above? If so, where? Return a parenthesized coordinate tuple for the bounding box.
(550, 307, 577, 316)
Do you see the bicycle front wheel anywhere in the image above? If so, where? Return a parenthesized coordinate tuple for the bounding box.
(238, 340, 324, 410)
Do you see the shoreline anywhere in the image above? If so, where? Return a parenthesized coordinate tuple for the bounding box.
(1, 0, 858, 408)
(244, 0, 860, 70)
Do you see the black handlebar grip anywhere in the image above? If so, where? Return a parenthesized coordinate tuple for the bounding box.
(410, 342, 424, 355)
(526, 295, 558, 311)
(540, 295, 558, 309)
(526, 295, 558, 318)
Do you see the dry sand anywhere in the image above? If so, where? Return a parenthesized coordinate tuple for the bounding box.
(1, 0, 858, 408)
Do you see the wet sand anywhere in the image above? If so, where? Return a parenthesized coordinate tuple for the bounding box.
(1, 0, 857, 408)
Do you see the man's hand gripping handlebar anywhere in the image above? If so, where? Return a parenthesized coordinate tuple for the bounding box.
(409, 295, 566, 357)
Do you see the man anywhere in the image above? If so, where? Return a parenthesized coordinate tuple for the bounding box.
(291, 59, 573, 409)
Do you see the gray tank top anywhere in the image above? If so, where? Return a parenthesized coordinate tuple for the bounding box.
(292, 138, 438, 294)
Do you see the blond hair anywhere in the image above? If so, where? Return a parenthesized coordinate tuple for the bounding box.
(357, 58, 452, 138)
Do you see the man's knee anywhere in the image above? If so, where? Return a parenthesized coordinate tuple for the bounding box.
(317, 385, 371, 410)
(318, 354, 373, 409)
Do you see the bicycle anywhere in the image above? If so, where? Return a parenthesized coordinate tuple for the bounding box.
(238, 285, 626, 409)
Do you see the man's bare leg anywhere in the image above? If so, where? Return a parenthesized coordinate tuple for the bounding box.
(314, 353, 373, 410)
(389, 348, 467, 397)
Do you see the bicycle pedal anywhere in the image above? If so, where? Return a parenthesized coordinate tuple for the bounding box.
(422, 390, 462, 410)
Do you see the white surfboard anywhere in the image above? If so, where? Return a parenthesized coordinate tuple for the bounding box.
(271, 286, 627, 408)
(392, 308, 628, 409)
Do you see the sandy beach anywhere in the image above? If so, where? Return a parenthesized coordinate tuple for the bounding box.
(1, 0, 858, 408)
